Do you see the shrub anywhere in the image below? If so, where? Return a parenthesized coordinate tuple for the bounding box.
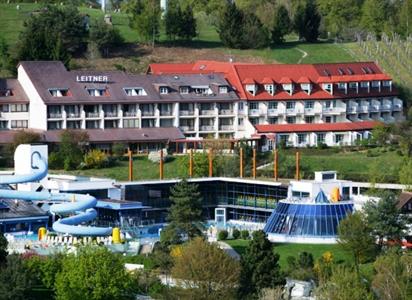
(48, 152, 63, 169)
(112, 143, 126, 158)
(241, 230, 250, 240)
(317, 143, 328, 150)
(218, 230, 228, 241)
(232, 229, 240, 239)
(83, 150, 109, 169)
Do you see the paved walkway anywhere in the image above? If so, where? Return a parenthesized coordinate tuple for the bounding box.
(216, 241, 240, 260)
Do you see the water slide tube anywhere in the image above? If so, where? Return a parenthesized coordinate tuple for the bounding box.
(0, 151, 112, 236)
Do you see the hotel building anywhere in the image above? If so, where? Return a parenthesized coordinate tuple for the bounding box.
(0, 60, 404, 151)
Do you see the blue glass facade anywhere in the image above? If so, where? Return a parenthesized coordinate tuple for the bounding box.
(264, 201, 353, 237)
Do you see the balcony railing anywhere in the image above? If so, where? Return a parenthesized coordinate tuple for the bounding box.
(142, 111, 155, 116)
(179, 110, 195, 116)
(393, 104, 403, 111)
(369, 104, 381, 112)
(179, 126, 195, 131)
(66, 113, 80, 118)
(86, 112, 100, 118)
(160, 110, 173, 116)
(323, 107, 346, 114)
(249, 109, 261, 116)
(104, 112, 118, 118)
(347, 106, 358, 113)
(200, 125, 215, 131)
(47, 113, 62, 118)
(200, 110, 215, 115)
(124, 111, 137, 117)
(380, 104, 392, 111)
(219, 109, 234, 115)
(219, 125, 234, 131)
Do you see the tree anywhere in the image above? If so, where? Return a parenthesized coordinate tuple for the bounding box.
(0, 36, 13, 74)
(399, 158, 412, 190)
(217, 1, 245, 48)
(286, 251, 315, 281)
(363, 191, 410, 245)
(164, 1, 197, 41)
(0, 255, 34, 300)
(371, 123, 391, 146)
(55, 247, 135, 300)
(171, 237, 240, 299)
(316, 265, 374, 300)
(337, 212, 376, 277)
(241, 12, 270, 49)
(238, 230, 284, 298)
(272, 5, 291, 44)
(7, 130, 42, 158)
(0, 232, 7, 266)
(89, 19, 123, 57)
(361, 0, 390, 38)
(25, 253, 64, 290)
(164, 179, 204, 243)
(179, 6, 197, 41)
(129, 0, 161, 44)
(294, 0, 321, 42)
(372, 250, 412, 300)
(54, 130, 89, 170)
(16, 5, 87, 65)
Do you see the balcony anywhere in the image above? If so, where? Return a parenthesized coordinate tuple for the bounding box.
(358, 105, 370, 113)
(369, 104, 381, 112)
(47, 113, 62, 119)
(104, 112, 118, 118)
(66, 113, 80, 118)
(200, 125, 215, 131)
(347, 106, 358, 114)
(179, 110, 195, 116)
(200, 110, 215, 116)
(380, 103, 392, 111)
(219, 109, 234, 115)
(179, 126, 195, 131)
(123, 111, 137, 117)
(160, 110, 173, 116)
(86, 112, 100, 118)
(393, 103, 403, 111)
(219, 125, 234, 131)
(268, 109, 279, 116)
(322, 106, 346, 114)
(141, 110, 155, 117)
(249, 109, 262, 116)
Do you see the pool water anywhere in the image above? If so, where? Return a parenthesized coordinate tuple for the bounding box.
(10, 233, 39, 241)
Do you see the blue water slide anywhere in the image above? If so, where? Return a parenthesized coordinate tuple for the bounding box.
(0, 151, 112, 236)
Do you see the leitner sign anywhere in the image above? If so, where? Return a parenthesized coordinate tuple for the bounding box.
(76, 75, 108, 83)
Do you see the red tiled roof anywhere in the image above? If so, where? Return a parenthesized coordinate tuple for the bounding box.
(242, 77, 256, 84)
(279, 77, 293, 84)
(261, 77, 274, 84)
(297, 76, 311, 83)
(255, 121, 380, 133)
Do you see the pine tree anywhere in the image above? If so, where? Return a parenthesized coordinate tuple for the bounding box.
(272, 5, 291, 44)
(179, 6, 197, 41)
(164, 0, 182, 41)
(294, 0, 321, 42)
(165, 179, 204, 242)
(238, 230, 284, 298)
(0, 232, 7, 266)
(217, 1, 245, 48)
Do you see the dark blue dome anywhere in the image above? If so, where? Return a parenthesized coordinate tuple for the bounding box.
(264, 201, 353, 237)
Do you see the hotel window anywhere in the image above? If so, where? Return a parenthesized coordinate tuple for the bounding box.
(245, 84, 257, 96)
(349, 82, 357, 89)
(104, 120, 119, 129)
(382, 80, 391, 87)
(322, 83, 333, 93)
(325, 116, 337, 123)
(338, 82, 346, 89)
(87, 88, 108, 97)
(317, 133, 325, 144)
(335, 134, 344, 143)
(179, 86, 189, 94)
(67, 120, 81, 129)
(0, 121, 8, 130)
(301, 83, 312, 94)
(249, 117, 259, 125)
(65, 105, 80, 117)
(193, 87, 210, 95)
(238, 118, 244, 126)
(305, 101, 314, 109)
(49, 88, 69, 97)
(238, 102, 244, 112)
(142, 119, 155, 128)
(264, 84, 274, 95)
(268, 101, 278, 110)
(159, 87, 168, 94)
(286, 101, 295, 109)
(0, 104, 9, 112)
(249, 102, 258, 110)
(371, 81, 380, 88)
(123, 119, 139, 128)
(305, 116, 314, 123)
(268, 117, 278, 124)
(219, 86, 228, 94)
(286, 116, 296, 124)
(160, 119, 173, 127)
(103, 104, 118, 117)
(47, 121, 62, 130)
(360, 81, 369, 88)
(282, 84, 293, 95)
(298, 134, 307, 144)
(86, 120, 100, 129)
(11, 120, 28, 128)
(124, 87, 146, 96)
(10, 104, 28, 112)
(0, 89, 12, 97)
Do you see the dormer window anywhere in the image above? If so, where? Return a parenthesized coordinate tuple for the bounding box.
(49, 88, 69, 97)
(219, 86, 228, 94)
(179, 86, 190, 94)
(282, 84, 293, 95)
(382, 80, 391, 87)
(193, 86, 211, 95)
(300, 83, 312, 95)
(349, 82, 357, 89)
(338, 82, 346, 89)
(159, 86, 168, 94)
(87, 88, 108, 97)
(0, 89, 12, 97)
(360, 81, 369, 88)
(371, 81, 380, 88)
(245, 84, 257, 96)
(264, 84, 275, 95)
(322, 83, 333, 94)
(124, 87, 147, 96)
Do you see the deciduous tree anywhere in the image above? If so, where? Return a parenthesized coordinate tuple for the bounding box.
(0, 232, 7, 266)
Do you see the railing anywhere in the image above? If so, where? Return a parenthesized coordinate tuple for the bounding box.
(393, 104, 403, 111)
(160, 110, 173, 116)
(142, 111, 154, 116)
(86, 112, 100, 118)
(267, 108, 278, 115)
(179, 110, 195, 116)
(47, 113, 62, 118)
(179, 126, 195, 131)
(369, 104, 381, 112)
(104, 112, 118, 117)
(200, 110, 215, 115)
(219, 125, 234, 131)
(249, 109, 261, 116)
(380, 104, 392, 110)
(347, 106, 358, 113)
(124, 111, 137, 117)
(66, 113, 80, 118)
(200, 125, 214, 131)
(304, 108, 321, 114)
(219, 109, 234, 115)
